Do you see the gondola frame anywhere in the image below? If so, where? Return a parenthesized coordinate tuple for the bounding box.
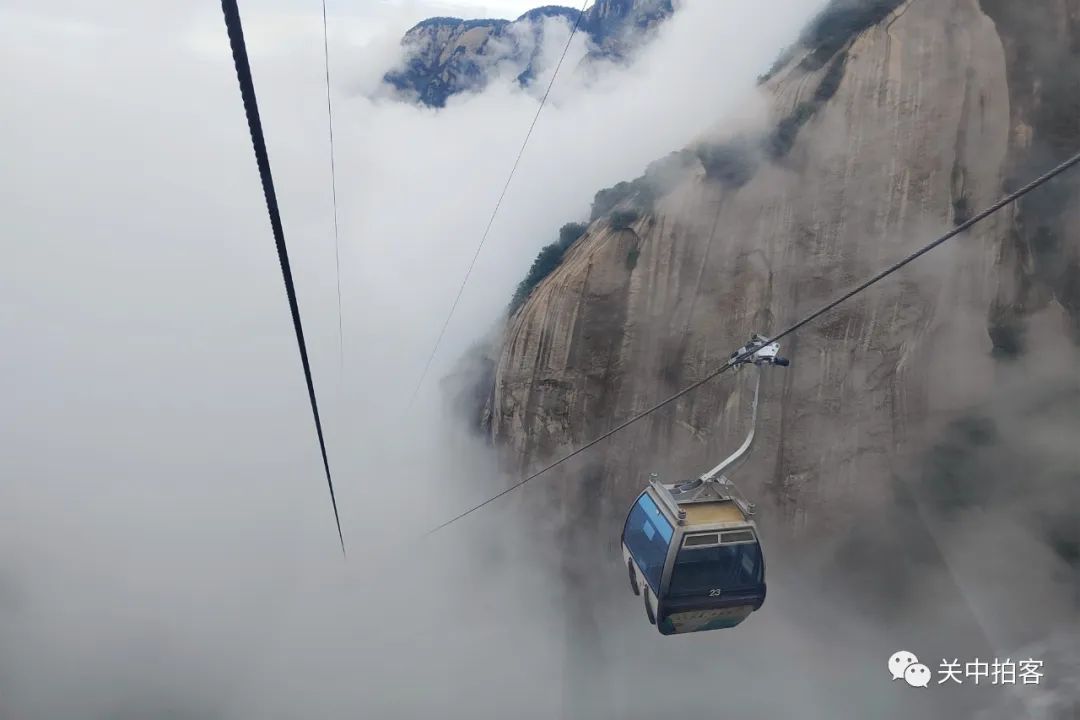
(621, 486, 766, 635)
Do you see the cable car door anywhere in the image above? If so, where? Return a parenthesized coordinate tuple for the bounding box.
(660, 532, 765, 634)
(620, 491, 674, 626)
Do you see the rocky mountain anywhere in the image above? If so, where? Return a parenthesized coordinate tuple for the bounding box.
(477, 0, 1080, 692)
(384, 0, 674, 107)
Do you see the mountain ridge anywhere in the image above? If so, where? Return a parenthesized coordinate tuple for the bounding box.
(384, 0, 674, 107)
(481, 0, 1080, 639)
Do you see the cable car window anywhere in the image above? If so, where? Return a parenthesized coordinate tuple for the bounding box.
(684, 533, 719, 547)
(667, 543, 762, 598)
(622, 493, 672, 591)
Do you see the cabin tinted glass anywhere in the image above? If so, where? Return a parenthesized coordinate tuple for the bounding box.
(684, 533, 719, 547)
(622, 493, 673, 591)
(667, 543, 763, 598)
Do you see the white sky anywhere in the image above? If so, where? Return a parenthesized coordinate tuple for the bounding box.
(5, 1, 1075, 718)
(393, 0, 543, 16)
(327, 0, 572, 44)
(6, 2, 982, 719)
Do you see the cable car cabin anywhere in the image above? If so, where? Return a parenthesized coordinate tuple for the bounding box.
(621, 477, 765, 635)
(619, 333, 786, 636)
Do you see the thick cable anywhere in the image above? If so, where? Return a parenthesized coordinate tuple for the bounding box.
(426, 147, 1080, 535)
(221, 0, 346, 554)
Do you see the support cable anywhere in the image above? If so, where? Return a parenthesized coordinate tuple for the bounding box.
(221, 0, 346, 554)
(406, 1, 592, 411)
(425, 147, 1080, 536)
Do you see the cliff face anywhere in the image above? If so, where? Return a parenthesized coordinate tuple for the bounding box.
(384, 18, 500, 107)
(488, 0, 1080, 552)
(384, 1, 673, 107)
(580, 0, 674, 56)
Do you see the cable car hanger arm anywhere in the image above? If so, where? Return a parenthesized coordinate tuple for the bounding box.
(424, 147, 1080, 538)
(699, 335, 789, 484)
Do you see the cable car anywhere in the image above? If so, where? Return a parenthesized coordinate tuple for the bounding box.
(621, 334, 788, 635)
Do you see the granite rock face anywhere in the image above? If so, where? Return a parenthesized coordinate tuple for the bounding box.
(488, 0, 1080, 549)
(384, 1, 673, 107)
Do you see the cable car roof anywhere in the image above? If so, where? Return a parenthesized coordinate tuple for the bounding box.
(681, 500, 749, 527)
(649, 472, 757, 530)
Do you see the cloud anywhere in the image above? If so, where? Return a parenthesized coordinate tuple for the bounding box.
(13, 1, 1016, 718)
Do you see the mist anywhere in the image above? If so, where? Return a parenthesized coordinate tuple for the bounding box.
(0, 1, 834, 718)
(7, 0, 1078, 717)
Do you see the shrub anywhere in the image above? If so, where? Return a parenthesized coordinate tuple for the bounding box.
(758, 47, 793, 85)
(953, 194, 972, 227)
(557, 222, 587, 250)
(508, 223, 589, 314)
(590, 181, 635, 221)
(695, 139, 757, 187)
(813, 49, 848, 103)
(588, 150, 697, 222)
(767, 102, 814, 159)
(766, 51, 848, 160)
(610, 209, 640, 230)
(799, 0, 905, 70)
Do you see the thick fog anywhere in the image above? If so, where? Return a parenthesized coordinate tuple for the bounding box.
(0, 1, 829, 718)
(4, 1, 1077, 719)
